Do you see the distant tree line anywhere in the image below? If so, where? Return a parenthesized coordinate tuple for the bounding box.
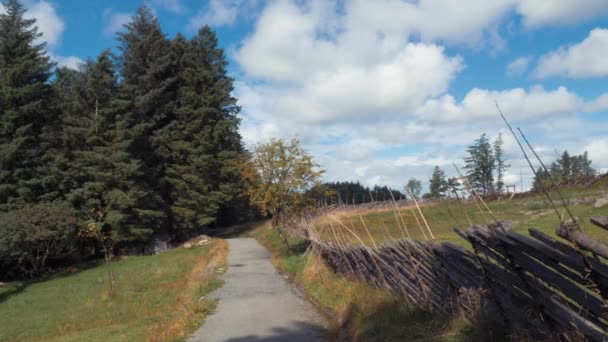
(0, 1, 249, 279)
(319, 181, 405, 205)
(532, 150, 596, 192)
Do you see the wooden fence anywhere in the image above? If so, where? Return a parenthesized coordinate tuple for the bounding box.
(305, 214, 608, 341)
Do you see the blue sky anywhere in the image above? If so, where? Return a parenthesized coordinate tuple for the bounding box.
(16, 0, 608, 191)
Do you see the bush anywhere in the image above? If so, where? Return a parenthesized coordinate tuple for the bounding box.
(0, 202, 80, 279)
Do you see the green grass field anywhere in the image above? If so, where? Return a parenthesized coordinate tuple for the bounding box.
(0, 240, 227, 342)
(312, 187, 608, 247)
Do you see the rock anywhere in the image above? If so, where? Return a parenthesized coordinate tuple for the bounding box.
(594, 196, 608, 208)
(183, 242, 192, 249)
(145, 233, 171, 254)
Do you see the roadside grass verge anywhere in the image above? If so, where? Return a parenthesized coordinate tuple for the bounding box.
(241, 221, 501, 341)
(0, 240, 228, 342)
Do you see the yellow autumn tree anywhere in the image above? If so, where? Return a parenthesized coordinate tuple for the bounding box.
(241, 138, 324, 251)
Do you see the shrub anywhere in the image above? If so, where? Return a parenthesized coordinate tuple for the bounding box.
(0, 202, 80, 279)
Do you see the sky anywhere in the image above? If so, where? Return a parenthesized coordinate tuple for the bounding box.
(10, 0, 608, 192)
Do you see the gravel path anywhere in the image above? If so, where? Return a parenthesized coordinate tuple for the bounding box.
(189, 238, 327, 342)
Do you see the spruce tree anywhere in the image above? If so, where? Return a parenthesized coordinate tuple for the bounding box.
(464, 134, 494, 196)
(157, 27, 243, 232)
(493, 133, 509, 195)
(559, 150, 572, 183)
(0, 0, 56, 210)
(428, 166, 447, 199)
(115, 5, 178, 240)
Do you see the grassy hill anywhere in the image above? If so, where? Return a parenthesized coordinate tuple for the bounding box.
(311, 186, 608, 247)
(0, 240, 227, 342)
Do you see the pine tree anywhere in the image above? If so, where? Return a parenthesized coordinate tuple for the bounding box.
(428, 166, 447, 199)
(493, 133, 509, 195)
(464, 134, 495, 196)
(0, 0, 56, 210)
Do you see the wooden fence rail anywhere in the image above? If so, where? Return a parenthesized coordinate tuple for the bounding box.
(305, 216, 608, 341)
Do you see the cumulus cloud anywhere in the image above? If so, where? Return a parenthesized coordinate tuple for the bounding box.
(152, 0, 185, 14)
(584, 93, 608, 112)
(188, 0, 259, 30)
(48, 52, 84, 70)
(236, 1, 464, 124)
(0, 1, 81, 70)
(416, 86, 583, 123)
(25, 0, 65, 47)
(534, 28, 608, 79)
(516, 0, 608, 29)
(506, 56, 532, 76)
(103, 9, 131, 36)
(582, 138, 608, 172)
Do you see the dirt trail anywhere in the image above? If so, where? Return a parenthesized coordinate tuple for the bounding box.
(189, 238, 327, 342)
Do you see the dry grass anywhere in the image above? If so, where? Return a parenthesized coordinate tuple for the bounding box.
(147, 240, 228, 341)
(309, 186, 608, 248)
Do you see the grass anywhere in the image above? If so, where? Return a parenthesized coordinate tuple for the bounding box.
(0, 239, 228, 342)
(312, 186, 608, 247)
(238, 221, 502, 341)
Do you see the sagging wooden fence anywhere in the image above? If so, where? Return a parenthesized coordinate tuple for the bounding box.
(305, 215, 608, 341)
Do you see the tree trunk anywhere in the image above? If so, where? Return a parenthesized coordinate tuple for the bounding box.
(103, 247, 116, 298)
(272, 210, 291, 253)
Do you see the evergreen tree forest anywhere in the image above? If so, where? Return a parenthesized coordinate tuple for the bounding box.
(0, 1, 246, 278)
(532, 150, 596, 192)
(321, 181, 405, 205)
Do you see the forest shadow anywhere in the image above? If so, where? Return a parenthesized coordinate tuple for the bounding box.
(336, 300, 511, 342)
(225, 321, 327, 342)
(210, 220, 268, 239)
(0, 260, 102, 304)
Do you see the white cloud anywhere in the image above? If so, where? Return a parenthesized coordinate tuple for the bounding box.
(236, 1, 464, 124)
(0, 1, 81, 70)
(516, 0, 608, 29)
(582, 138, 608, 172)
(48, 52, 84, 70)
(534, 28, 608, 79)
(103, 10, 131, 36)
(343, 0, 515, 49)
(234, 0, 608, 189)
(20, 0, 65, 47)
(188, 0, 257, 30)
(506, 56, 532, 76)
(584, 93, 608, 112)
(152, 0, 184, 14)
(393, 155, 459, 168)
(416, 86, 583, 123)
(276, 43, 463, 123)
